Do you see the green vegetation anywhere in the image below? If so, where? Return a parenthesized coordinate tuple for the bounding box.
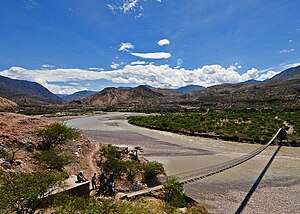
(128, 108, 300, 146)
(37, 148, 74, 171)
(36, 122, 81, 150)
(143, 161, 164, 180)
(98, 145, 164, 182)
(163, 177, 187, 208)
(0, 171, 66, 214)
(52, 196, 208, 214)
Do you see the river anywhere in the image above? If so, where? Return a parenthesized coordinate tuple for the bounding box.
(66, 112, 300, 214)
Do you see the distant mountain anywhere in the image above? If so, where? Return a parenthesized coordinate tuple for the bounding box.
(71, 85, 164, 106)
(268, 65, 300, 81)
(240, 79, 262, 84)
(58, 90, 97, 102)
(176, 85, 205, 93)
(191, 78, 300, 107)
(0, 75, 61, 105)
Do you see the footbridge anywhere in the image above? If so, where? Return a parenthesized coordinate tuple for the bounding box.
(125, 128, 286, 198)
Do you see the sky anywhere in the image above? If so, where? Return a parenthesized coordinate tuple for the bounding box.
(0, 0, 300, 94)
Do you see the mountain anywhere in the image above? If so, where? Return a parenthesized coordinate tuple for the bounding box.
(176, 85, 205, 93)
(0, 75, 61, 105)
(71, 85, 165, 106)
(58, 90, 97, 102)
(268, 65, 300, 81)
(240, 79, 262, 84)
(191, 78, 300, 107)
(0, 97, 18, 109)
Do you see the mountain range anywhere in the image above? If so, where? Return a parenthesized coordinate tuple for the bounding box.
(1, 65, 299, 108)
(71, 65, 300, 108)
(0, 75, 61, 106)
(57, 90, 97, 102)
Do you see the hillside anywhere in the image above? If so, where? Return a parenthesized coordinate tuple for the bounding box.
(0, 75, 61, 106)
(191, 79, 300, 107)
(59, 90, 97, 102)
(268, 65, 300, 81)
(176, 85, 205, 93)
(0, 97, 18, 110)
(71, 85, 165, 106)
(70, 65, 300, 108)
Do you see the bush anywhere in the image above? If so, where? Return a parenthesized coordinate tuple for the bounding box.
(36, 122, 81, 150)
(0, 171, 66, 214)
(37, 149, 74, 171)
(163, 176, 187, 208)
(143, 161, 164, 180)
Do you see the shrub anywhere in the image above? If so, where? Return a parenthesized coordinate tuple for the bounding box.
(124, 161, 143, 184)
(163, 176, 187, 208)
(37, 149, 74, 171)
(36, 122, 80, 150)
(0, 171, 65, 214)
(143, 161, 164, 180)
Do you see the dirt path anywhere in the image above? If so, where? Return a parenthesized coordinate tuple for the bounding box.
(86, 141, 100, 177)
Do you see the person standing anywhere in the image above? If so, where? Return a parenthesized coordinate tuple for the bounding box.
(92, 173, 97, 189)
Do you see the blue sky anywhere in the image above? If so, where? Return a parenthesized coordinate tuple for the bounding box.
(0, 0, 299, 94)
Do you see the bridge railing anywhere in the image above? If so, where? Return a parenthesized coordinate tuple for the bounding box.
(170, 128, 283, 183)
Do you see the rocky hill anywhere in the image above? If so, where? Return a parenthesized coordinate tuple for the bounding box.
(71, 85, 166, 106)
(268, 65, 300, 81)
(70, 65, 300, 108)
(0, 75, 61, 106)
(191, 79, 300, 107)
(0, 97, 18, 110)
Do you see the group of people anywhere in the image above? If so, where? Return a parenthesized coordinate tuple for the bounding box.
(77, 171, 115, 196)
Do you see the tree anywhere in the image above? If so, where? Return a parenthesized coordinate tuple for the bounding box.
(98, 145, 125, 179)
(1, 139, 24, 165)
(100, 158, 126, 179)
(0, 171, 66, 214)
(37, 148, 74, 171)
(36, 122, 80, 150)
(143, 161, 164, 180)
(163, 176, 187, 208)
(124, 161, 143, 184)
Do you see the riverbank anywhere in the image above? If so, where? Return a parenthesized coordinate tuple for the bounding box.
(64, 112, 300, 214)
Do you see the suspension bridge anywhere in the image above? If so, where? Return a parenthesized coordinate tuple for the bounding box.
(124, 128, 285, 198)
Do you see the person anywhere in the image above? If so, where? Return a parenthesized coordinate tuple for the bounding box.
(77, 171, 87, 182)
(92, 173, 97, 189)
(98, 173, 106, 195)
(108, 176, 115, 196)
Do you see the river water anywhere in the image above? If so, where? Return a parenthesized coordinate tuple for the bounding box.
(66, 112, 300, 214)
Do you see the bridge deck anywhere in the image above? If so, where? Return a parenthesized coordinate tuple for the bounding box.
(124, 128, 283, 199)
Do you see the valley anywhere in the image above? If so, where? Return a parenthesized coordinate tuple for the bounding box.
(65, 112, 300, 213)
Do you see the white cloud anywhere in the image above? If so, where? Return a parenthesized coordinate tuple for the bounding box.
(131, 52, 171, 59)
(131, 61, 147, 65)
(24, 0, 37, 9)
(0, 64, 279, 94)
(107, 4, 117, 13)
(110, 62, 120, 69)
(41, 64, 56, 69)
(157, 39, 170, 46)
(122, 0, 140, 13)
(108, 0, 142, 14)
(119, 42, 134, 52)
(279, 49, 295, 54)
(88, 67, 104, 71)
(288, 40, 293, 43)
(156, 0, 162, 2)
